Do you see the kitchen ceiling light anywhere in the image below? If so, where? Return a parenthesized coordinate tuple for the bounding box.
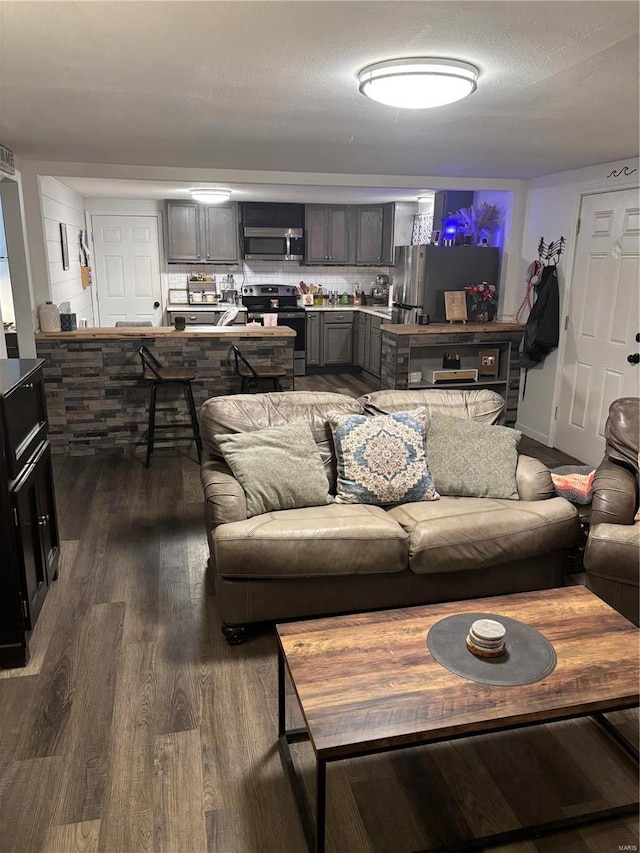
(358, 58, 478, 109)
(189, 188, 232, 204)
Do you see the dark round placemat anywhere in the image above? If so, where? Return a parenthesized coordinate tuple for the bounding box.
(426, 612, 556, 686)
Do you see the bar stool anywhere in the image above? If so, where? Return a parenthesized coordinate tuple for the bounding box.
(138, 346, 202, 467)
(232, 344, 287, 393)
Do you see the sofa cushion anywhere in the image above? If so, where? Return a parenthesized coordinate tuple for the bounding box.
(214, 504, 409, 579)
(200, 391, 364, 492)
(426, 412, 522, 499)
(388, 495, 579, 574)
(329, 409, 439, 506)
(216, 421, 331, 518)
(361, 388, 505, 426)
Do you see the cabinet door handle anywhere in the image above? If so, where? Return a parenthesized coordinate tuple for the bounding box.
(38, 514, 49, 527)
(23, 382, 34, 390)
(197, 254, 201, 259)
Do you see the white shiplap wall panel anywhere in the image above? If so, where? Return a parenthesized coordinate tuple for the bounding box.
(39, 176, 94, 325)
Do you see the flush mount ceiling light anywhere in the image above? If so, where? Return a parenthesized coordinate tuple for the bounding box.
(358, 57, 478, 109)
(189, 188, 232, 203)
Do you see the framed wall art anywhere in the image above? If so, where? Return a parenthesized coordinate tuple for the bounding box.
(60, 223, 69, 270)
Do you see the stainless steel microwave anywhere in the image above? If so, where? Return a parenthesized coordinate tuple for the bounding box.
(242, 227, 304, 261)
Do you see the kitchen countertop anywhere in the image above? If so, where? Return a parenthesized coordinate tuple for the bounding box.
(304, 305, 392, 317)
(36, 325, 295, 340)
(378, 322, 523, 334)
(167, 302, 247, 312)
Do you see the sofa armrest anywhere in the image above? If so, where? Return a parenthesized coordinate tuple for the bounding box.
(201, 459, 247, 528)
(590, 458, 637, 526)
(516, 455, 555, 501)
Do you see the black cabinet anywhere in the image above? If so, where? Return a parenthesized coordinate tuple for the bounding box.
(165, 200, 239, 264)
(0, 359, 60, 668)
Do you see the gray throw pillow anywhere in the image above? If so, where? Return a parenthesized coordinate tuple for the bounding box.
(426, 412, 522, 499)
(215, 421, 331, 518)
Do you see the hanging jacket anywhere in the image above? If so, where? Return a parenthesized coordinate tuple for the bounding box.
(520, 264, 560, 368)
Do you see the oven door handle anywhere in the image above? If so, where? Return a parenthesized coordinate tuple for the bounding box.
(285, 234, 291, 259)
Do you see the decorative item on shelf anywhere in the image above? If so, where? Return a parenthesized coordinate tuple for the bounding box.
(38, 301, 61, 332)
(441, 214, 459, 246)
(408, 370, 422, 385)
(456, 202, 500, 246)
(169, 289, 189, 304)
(465, 282, 497, 322)
(60, 313, 77, 332)
(174, 316, 186, 332)
(444, 291, 468, 324)
(479, 348, 500, 377)
(442, 352, 461, 369)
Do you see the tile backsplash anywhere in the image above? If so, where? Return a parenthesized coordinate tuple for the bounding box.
(164, 261, 391, 297)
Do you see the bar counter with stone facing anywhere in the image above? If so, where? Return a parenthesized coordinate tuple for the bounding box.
(35, 326, 295, 456)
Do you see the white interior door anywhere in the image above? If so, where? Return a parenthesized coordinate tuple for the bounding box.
(555, 188, 640, 465)
(92, 215, 162, 326)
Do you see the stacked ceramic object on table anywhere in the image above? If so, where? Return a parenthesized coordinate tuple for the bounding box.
(466, 618, 507, 658)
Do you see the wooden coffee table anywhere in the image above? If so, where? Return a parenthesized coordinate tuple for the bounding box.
(276, 586, 639, 853)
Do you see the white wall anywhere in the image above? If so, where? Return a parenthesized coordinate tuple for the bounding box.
(0, 169, 37, 357)
(40, 177, 93, 324)
(516, 157, 640, 445)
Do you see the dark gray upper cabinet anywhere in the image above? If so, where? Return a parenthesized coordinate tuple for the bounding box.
(355, 203, 395, 265)
(165, 201, 201, 262)
(165, 201, 239, 264)
(203, 205, 239, 262)
(305, 205, 352, 264)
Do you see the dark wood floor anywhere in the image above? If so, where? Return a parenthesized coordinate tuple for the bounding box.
(0, 377, 632, 852)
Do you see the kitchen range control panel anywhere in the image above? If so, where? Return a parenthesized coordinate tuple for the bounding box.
(242, 285, 298, 296)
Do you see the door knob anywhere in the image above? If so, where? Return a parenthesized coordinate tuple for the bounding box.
(153, 301, 160, 309)
(636, 332, 640, 343)
(627, 353, 640, 364)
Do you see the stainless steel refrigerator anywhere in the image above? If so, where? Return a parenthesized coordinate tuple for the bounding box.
(391, 245, 500, 324)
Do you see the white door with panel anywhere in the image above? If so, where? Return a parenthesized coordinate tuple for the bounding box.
(92, 215, 163, 326)
(555, 188, 640, 465)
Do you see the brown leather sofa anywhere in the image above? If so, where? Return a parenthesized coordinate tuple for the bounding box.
(199, 388, 580, 643)
(584, 397, 639, 625)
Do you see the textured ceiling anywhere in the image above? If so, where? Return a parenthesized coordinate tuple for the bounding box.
(0, 0, 638, 182)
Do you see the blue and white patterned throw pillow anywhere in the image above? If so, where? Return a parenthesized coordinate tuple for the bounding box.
(329, 408, 439, 505)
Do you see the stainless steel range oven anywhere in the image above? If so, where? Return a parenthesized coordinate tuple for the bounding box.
(241, 284, 306, 376)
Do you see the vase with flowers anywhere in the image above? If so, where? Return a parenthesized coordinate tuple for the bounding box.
(465, 282, 497, 323)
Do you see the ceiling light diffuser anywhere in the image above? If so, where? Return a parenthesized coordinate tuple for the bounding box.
(358, 58, 478, 109)
(189, 188, 232, 204)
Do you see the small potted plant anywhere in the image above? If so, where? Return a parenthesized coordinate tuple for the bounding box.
(464, 282, 497, 322)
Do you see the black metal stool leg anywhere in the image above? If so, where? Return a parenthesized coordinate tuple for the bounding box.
(184, 381, 202, 462)
(146, 382, 158, 468)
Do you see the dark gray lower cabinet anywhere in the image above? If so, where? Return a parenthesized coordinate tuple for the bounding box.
(305, 312, 322, 366)
(323, 322, 353, 366)
(356, 313, 366, 368)
(0, 359, 60, 668)
(367, 316, 382, 377)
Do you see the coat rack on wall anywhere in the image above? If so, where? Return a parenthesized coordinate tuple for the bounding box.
(537, 236, 565, 264)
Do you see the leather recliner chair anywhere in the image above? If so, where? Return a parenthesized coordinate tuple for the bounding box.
(584, 397, 640, 625)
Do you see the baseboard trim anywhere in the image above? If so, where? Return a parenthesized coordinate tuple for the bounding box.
(516, 422, 551, 446)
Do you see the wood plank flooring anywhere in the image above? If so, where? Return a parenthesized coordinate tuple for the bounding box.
(0, 376, 633, 851)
